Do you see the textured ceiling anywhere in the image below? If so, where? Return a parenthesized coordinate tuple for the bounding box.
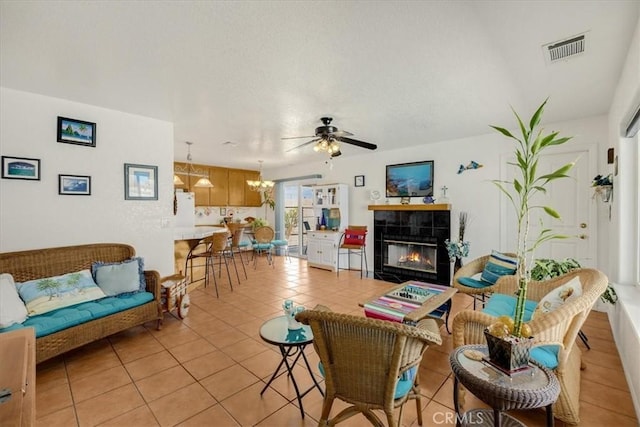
(1, 1, 638, 169)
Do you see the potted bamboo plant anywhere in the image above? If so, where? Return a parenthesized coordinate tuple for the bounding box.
(485, 99, 574, 371)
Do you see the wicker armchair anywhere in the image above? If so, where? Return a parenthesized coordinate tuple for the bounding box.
(296, 306, 442, 427)
(452, 253, 517, 309)
(452, 268, 608, 425)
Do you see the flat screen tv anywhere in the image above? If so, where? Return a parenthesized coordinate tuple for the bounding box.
(386, 160, 434, 197)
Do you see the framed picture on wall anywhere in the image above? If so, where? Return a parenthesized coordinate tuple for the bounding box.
(1, 156, 41, 180)
(59, 174, 91, 195)
(354, 175, 365, 187)
(57, 116, 96, 147)
(124, 163, 158, 200)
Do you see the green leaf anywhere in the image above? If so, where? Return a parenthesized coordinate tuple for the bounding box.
(490, 125, 516, 139)
(513, 109, 528, 141)
(539, 162, 575, 181)
(529, 99, 548, 130)
(545, 136, 572, 147)
(514, 179, 522, 194)
(539, 131, 558, 148)
(543, 206, 561, 218)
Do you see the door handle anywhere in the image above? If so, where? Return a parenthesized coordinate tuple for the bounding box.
(579, 234, 588, 240)
(580, 223, 587, 229)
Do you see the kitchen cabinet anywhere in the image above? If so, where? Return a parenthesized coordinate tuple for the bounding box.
(174, 163, 261, 207)
(209, 167, 229, 206)
(228, 169, 263, 207)
(307, 230, 343, 271)
(244, 171, 262, 206)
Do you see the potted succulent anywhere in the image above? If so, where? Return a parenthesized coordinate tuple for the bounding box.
(485, 99, 574, 371)
(592, 174, 613, 202)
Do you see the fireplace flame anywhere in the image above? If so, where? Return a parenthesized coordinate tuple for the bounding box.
(398, 252, 433, 268)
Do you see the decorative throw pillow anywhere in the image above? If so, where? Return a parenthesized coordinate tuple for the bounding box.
(16, 270, 106, 316)
(534, 276, 582, 317)
(0, 273, 28, 328)
(92, 257, 146, 296)
(480, 251, 518, 285)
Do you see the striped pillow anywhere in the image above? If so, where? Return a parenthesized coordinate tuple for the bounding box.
(480, 251, 518, 285)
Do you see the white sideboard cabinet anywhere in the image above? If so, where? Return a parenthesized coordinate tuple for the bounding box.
(306, 230, 343, 271)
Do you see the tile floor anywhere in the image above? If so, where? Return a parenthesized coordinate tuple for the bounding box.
(34, 256, 638, 426)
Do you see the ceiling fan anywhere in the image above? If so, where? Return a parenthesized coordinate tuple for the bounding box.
(283, 117, 377, 157)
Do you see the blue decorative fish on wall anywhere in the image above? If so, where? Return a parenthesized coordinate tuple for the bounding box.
(457, 161, 483, 174)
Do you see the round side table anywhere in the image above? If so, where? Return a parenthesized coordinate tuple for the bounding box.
(259, 315, 324, 419)
(450, 344, 560, 427)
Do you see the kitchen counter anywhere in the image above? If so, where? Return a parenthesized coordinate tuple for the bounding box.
(174, 226, 227, 241)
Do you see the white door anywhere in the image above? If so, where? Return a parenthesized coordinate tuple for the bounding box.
(501, 146, 597, 267)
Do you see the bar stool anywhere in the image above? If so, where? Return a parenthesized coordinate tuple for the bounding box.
(228, 227, 248, 279)
(336, 225, 368, 278)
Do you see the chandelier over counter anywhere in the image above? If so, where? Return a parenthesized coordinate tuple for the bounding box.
(174, 141, 213, 188)
(247, 160, 275, 192)
(313, 137, 341, 156)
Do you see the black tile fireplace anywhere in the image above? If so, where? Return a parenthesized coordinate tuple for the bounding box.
(371, 205, 451, 285)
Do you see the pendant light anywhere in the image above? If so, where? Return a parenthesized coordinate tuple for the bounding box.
(174, 141, 214, 188)
(247, 160, 274, 191)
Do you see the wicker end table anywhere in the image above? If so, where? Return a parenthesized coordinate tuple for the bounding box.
(450, 344, 560, 427)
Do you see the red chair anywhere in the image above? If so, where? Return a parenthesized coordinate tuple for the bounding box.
(336, 226, 368, 278)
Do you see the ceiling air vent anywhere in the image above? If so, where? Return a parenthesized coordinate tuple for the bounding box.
(543, 33, 587, 64)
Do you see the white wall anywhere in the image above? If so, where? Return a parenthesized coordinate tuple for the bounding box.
(267, 114, 606, 273)
(0, 88, 175, 276)
(604, 13, 640, 420)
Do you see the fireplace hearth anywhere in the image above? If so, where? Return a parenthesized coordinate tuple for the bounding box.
(369, 205, 451, 285)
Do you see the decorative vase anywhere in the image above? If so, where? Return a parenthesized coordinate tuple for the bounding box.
(484, 329, 532, 373)
(454, 258, 463, 273)
(283, 300, 305, 330)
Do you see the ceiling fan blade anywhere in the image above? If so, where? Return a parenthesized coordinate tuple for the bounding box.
(336, 136, 377, 150)
(332, 130, 354, 137)
(285, 138, 320, 152)
(281, 135, 316, 140)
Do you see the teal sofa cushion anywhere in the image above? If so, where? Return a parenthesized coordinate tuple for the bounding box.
(483, 293, 560, 369)
(458, 277, 493, 289)
(483, 294, 537, 321)
(0, 291, 154, 338)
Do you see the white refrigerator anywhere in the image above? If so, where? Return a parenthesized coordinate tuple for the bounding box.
(175, 191, 195, 228)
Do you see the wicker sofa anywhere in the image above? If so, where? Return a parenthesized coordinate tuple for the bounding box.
(0, 243, 163, 363)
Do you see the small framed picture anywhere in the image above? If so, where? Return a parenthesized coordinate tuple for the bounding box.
(220, 207, 227, 216)
(354, 175, 365, 187)
(57, 116, 96, 147)
(400, 196, 411, 205)
(1, 156, 41, 180)
(59, 174, 91, 195)
(124, 163, 158, 200)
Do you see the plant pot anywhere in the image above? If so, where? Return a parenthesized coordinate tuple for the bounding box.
(484, 329, 532, 373)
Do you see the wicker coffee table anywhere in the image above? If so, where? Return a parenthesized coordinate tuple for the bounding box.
(450, 344, 560, 427)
